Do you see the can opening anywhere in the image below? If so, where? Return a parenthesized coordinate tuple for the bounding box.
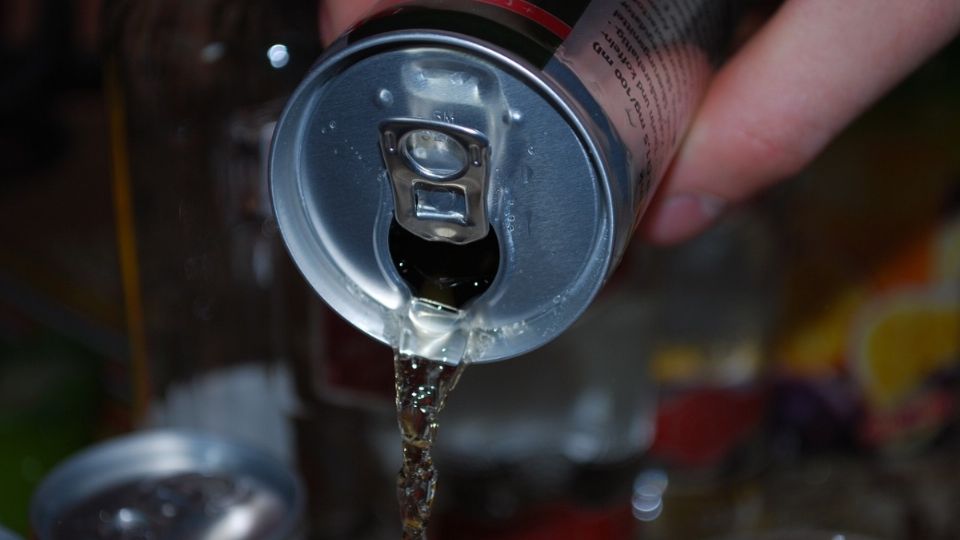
(389, 217, 500, 309)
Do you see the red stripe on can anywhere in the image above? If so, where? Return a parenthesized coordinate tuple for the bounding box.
(364, 0, 573, 40)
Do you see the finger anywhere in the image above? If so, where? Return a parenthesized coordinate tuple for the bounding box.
(318, 0, 379, 45)
(641, 0, 960, 244)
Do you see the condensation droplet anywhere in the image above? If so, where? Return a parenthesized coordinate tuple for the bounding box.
(376, 88, 395, 107)
(328, 120, 337, 130)
(160, 503, 177, 518)
(526, 146, 535, 156)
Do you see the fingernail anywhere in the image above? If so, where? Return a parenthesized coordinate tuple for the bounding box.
(641, 193, 726, 244)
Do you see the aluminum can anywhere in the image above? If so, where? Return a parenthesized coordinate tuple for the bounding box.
(271, 0, 735, 361)
(29, 430, 303, 540)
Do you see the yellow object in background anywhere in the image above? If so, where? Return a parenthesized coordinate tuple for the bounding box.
(852, 290, 960, 408)
(851, 210, 960, 410)
(776, 285, 867, 378)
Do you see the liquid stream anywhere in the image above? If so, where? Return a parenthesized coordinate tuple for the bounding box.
(393, 351, 466, 540)
(389, 295, 483, 540)
(387, 212, 498, 538)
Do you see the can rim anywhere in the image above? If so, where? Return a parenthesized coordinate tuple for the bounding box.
(29, 429, 304, 540)
(270, 31, 616, 362)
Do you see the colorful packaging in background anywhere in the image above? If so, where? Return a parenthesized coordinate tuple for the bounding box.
(770, 46, 960, 458)
(772, 194, 960, 457)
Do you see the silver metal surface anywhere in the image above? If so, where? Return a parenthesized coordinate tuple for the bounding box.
(271, 32, 613, 362)
(380, 118, 491, 244)
(30, 430, 303, 540)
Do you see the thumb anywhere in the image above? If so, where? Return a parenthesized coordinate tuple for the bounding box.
(641, 0, 960, 244)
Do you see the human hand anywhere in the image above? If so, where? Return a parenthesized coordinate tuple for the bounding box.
(639, 0, 960, 243)
(318, 0, 960, 244)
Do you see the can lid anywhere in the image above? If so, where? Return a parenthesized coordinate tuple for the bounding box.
(30, 430, 303, 540)
(271, 32, 614, 362)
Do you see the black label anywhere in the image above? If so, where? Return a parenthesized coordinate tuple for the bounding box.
(526, 0, 592, 30)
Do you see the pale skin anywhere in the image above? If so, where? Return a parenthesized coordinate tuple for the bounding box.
(320, 0, 960, 244)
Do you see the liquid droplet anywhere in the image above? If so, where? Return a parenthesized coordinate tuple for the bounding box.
(328, 120, 337, 130)
(527, 146, 535, 156)
(377, 88, 395, 107)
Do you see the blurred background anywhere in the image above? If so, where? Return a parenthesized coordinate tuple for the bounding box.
(0, 0, 958, 538)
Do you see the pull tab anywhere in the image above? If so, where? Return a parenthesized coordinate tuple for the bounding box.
(380, 119, 490, 245)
